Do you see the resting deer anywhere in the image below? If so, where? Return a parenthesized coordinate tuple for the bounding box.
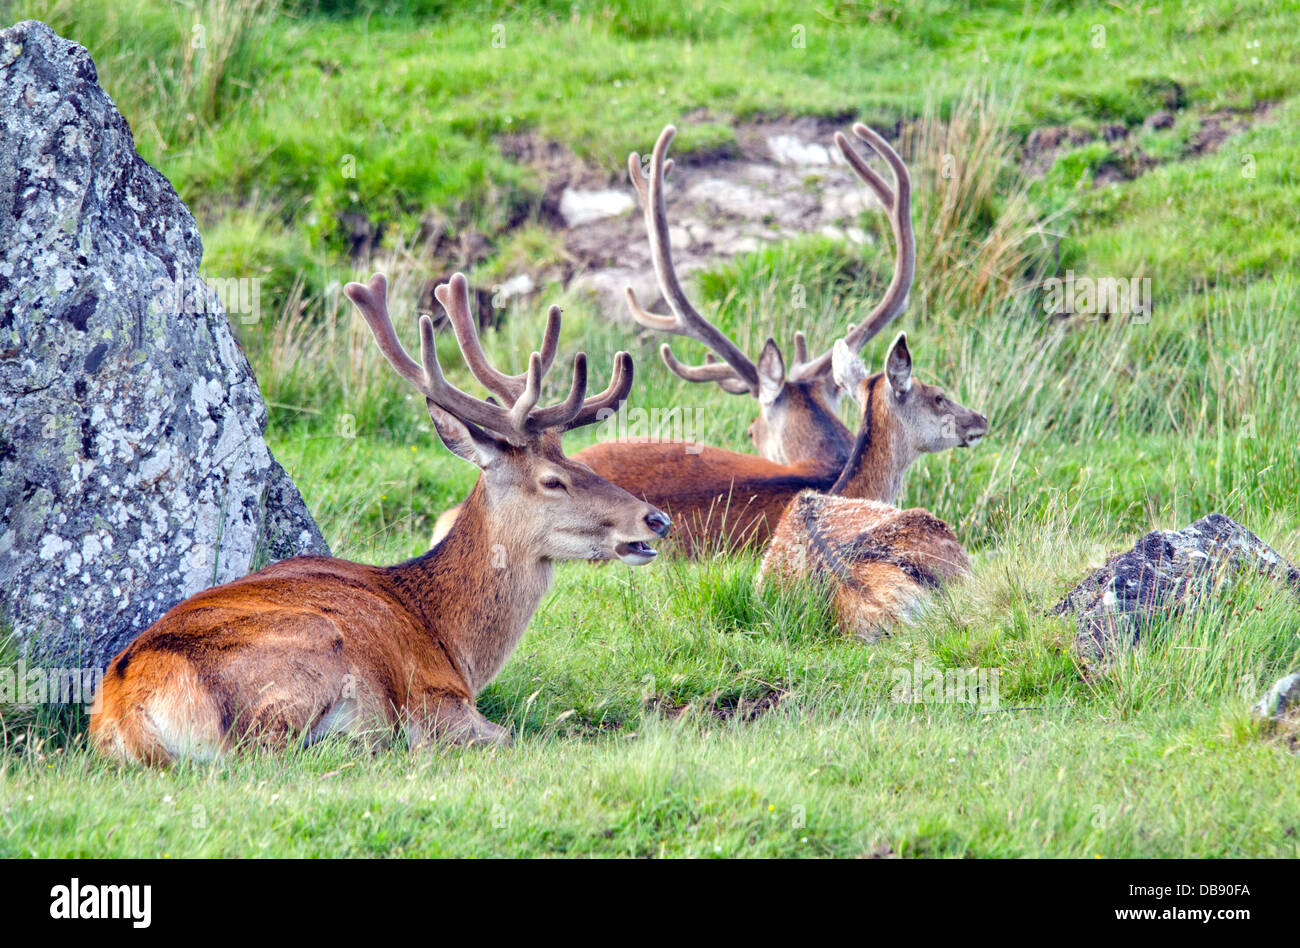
(430, 121, 914, 550)
(758, 337, 983, 640)
(573, 124, 980, 554)
(90, 273, 670, 763)
(618, 123, 915, 474)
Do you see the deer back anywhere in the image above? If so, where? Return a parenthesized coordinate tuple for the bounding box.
(759, 491, 969, 640)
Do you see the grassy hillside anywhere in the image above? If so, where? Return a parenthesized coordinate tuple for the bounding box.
(3, 0, 1299, 857)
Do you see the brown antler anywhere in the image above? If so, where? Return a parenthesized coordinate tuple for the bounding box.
(624, 125, 761, 396)
(345, 273, 632, 446)
(789, 123, 915, 381)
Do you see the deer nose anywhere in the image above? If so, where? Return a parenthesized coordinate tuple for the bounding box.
(644, 509, 671, 538)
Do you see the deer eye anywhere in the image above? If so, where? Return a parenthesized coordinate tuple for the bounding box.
(541, 477, 567, 492)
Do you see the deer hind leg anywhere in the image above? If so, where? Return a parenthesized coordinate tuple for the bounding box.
(402, 691, 513, 750)
(216, 614, 362, 752)
(92, 650, 227, 765)
(839, 562, 928, 640)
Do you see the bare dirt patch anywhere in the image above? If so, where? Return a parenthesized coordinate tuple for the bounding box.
(497, 131, 615, 227)
(1022, 124, 1094, 178)
(1187, 101, 1278, 155)
(650, 687, 789, 723)
(550, 117, 886, 320)
(1022, 101, 1279, 187)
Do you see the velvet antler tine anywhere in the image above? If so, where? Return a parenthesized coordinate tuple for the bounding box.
(345, 274, 425, 390)
(537, 305, 562, 376)
(528, 353, 589, 431)
(566, 351, 634, 431)
(623, 124, 761, 396)
(791, 124, 915, 381)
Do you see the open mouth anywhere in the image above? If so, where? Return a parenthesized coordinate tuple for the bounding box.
(615, 540, 658, 565)
(962, 433, 984, 448)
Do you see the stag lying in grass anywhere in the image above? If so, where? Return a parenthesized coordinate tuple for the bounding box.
(575, 124, 985, 555)
(91, 274, 670, 763)
(758, 338, 983, 639)
(616, 123, 915, 476)
(432, 121, 916, 552)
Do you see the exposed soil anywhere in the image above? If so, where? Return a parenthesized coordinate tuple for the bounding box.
(1187, 103, 1276, 155)
(650, 687, 789, 723)
(497, 131, 614, 227)
(1021, 124, 1094, 179)
(1021, 100, 1279, 187)
(552, 118, 886, 320)
(360, 100, 1278, 330)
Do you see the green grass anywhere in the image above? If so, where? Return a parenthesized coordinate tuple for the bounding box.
(15, 0, 1300, 301)
(6, 537, 1299, 858)
(3, 0, 1300, 857)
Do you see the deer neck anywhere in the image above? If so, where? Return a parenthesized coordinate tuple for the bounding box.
(384, 479, 553, 694)
(828, 375, 916, 503)
(777, 384, 855, 476)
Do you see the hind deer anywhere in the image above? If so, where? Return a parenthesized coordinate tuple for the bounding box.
(91, 273, 670, 763)
(571, 123, 984, 554)
(430, 121, 914, 550)
(758, 338, 981, 640)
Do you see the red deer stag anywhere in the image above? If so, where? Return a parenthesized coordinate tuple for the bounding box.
(91, 273, 670, 763)
(431, 121, 914, 550)
(573, 124, 982, 554)
(758, 337, 984, 640)
(619, 123, 915, 474)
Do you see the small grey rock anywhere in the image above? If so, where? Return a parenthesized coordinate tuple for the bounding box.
(1252, 672, 1300, 723)
(558, 187, 635, 227)
(1053, 513, 1300, 664)
(0, 21, 329, 669)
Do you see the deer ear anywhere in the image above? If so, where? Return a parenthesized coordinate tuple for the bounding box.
(831, 339, 869, 404)
(427, 399, 502, 469)
(757, 338, 785, 405)
(885, 332, 913, 398)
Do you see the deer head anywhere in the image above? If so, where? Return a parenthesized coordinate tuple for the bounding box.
(828, 332, 988, 499)
(344, 273, 671, 565)
(623, 123, 915, 471)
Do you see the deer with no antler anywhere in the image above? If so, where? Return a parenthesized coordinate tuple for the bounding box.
(91, 274, 670, 764)
(757, 336, 981, 640)
(569, 122, 988, 555)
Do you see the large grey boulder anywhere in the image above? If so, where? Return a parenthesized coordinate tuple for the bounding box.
(1053, 513, 1300, 663)
(0, 21, 329, 669)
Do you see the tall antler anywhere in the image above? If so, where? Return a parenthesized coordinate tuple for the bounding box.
(345, 273, 632, 446)
(624, 125, 760, 397)
(789, 122, 915, 381)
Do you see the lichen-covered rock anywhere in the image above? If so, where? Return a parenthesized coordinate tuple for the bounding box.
(1053, 513, 1300, 664)
(0, 21, 328, 668)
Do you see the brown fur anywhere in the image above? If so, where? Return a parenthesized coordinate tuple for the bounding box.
(574, 346, 986, 556)
(756, 336, 987, 638)
(747, 375, 852, 474)
(574, 439, 837, 556)
(92, 481, 521, 761)
(759, 492, 970, 640)
(93, 435, 667, 764)
(92, 269, 671, 763)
